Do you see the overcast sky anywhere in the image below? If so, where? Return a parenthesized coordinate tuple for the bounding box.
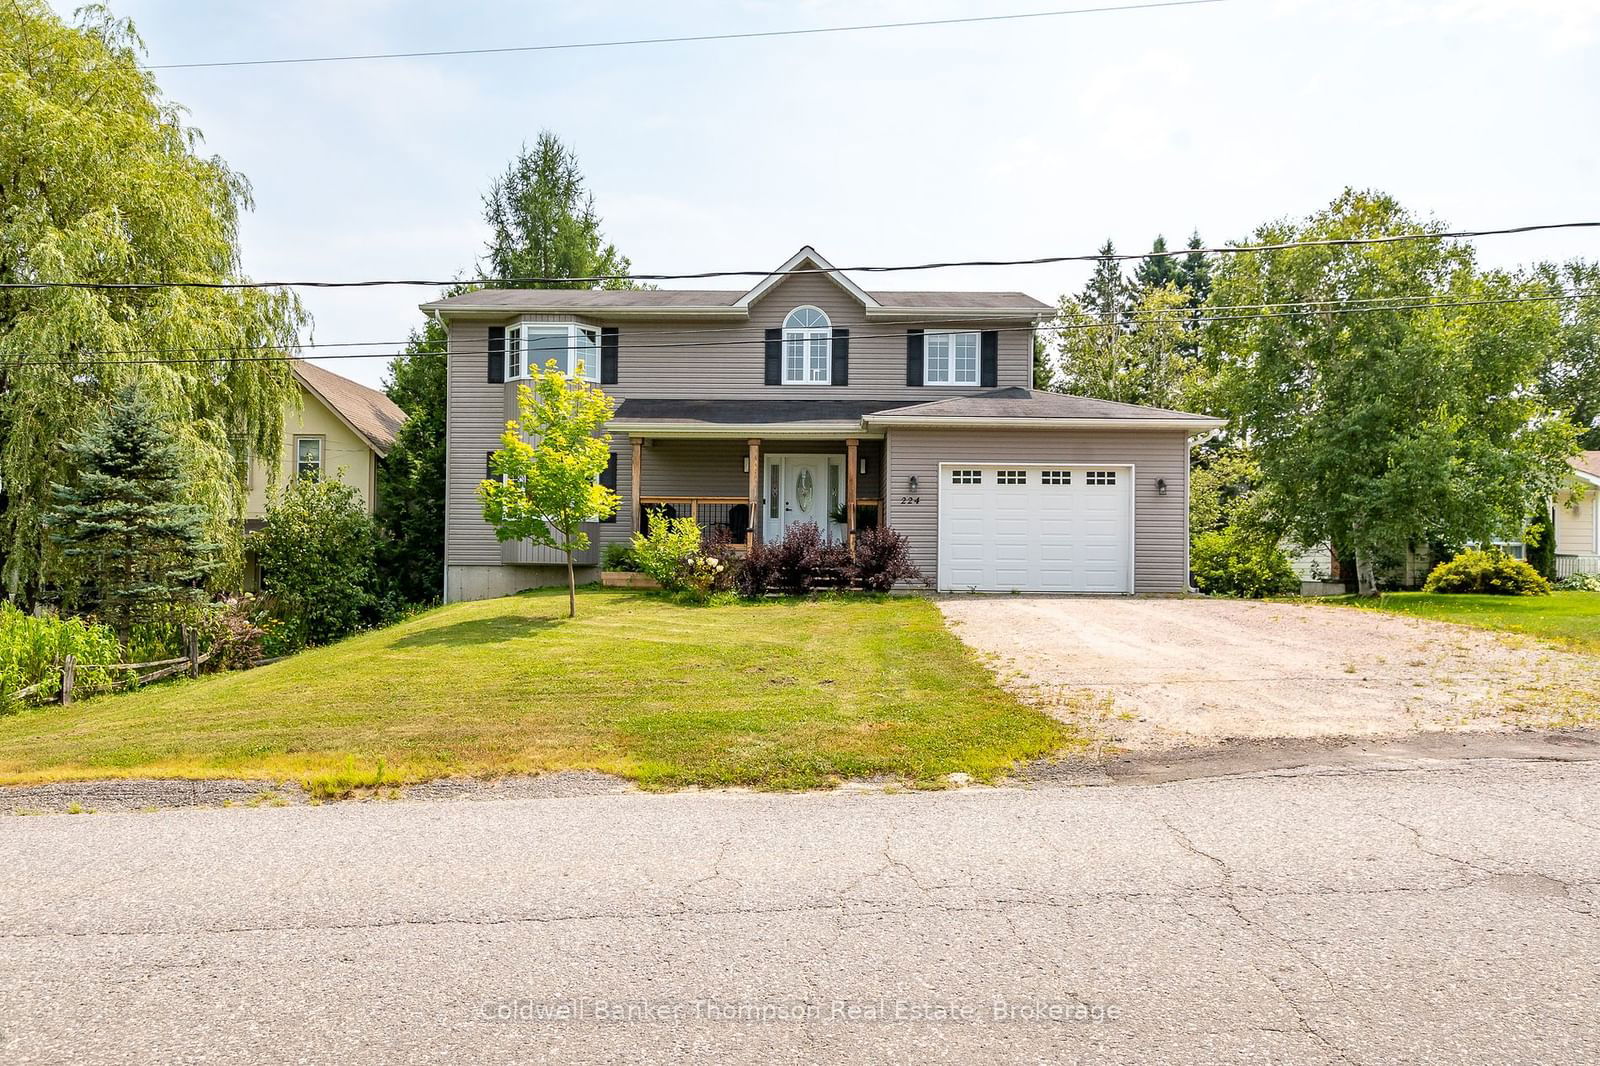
(90, 0, 1600, 388)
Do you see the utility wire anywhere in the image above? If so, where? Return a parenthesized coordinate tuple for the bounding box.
(8, 221, 1596, 291)
(8, 288, 1594, 369)
(24, 286, 1599, 360)
(144, 1, 1227, 70)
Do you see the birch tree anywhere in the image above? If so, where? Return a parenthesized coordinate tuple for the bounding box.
(1203, 189, 1578, 594)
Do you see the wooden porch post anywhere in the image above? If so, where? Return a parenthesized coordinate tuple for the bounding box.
(746, 438, 761, 548)
(630, 436, 643, 532)
(845, 438, 859, 555)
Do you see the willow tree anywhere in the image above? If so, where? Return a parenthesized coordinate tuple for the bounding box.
(0, 2, 306, 601)
(1203, 190, 1578, 594)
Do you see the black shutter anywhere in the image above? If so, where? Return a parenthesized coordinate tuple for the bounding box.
(764, 328, 783, 385)
(831, 328, 849, 386)
(598, 452, 619, 523)
(980, 330, 999, 387)
(906, 329, 925, 386)
(487, 325, 506, 383)
(486, 451, 495, 478)
(600, 327, 619, 385)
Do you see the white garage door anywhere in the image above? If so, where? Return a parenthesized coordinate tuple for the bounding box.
(938, 463, 1134, 593)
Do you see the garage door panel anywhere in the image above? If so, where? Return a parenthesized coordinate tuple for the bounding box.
(938, 463, 1132, 593)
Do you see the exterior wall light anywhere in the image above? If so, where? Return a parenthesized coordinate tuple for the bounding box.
(858, 457, 868, 475)
(908, 475, 920, 493)
(743, 455, 750, 473)
(1156, 478, 1168, 496)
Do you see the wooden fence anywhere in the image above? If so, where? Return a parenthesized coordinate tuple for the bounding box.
(3, 627, 284, 708)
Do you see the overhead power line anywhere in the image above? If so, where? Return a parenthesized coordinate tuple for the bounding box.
(28, 286, 1600, 360)
(8, 288, 1595, 369)
(8, 221, 1597, 292)
(144, 1, 1227, 71)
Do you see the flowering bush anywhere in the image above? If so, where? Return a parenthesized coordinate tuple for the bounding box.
(1557, 571, 1600, 592)
(630, 515, 703, 591)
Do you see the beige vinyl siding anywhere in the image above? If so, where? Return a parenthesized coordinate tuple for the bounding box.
(456, 272, 1035, 403)
(245, 386, 377, 518)
(445, 321, 505, 567)
(443, 273, 1036, 578)
(883, 427, 1193, 593)
(1554, 480, 1598, 555)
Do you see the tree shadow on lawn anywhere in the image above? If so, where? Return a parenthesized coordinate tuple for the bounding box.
(389, 615, 562, 649)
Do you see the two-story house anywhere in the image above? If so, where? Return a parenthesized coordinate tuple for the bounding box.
(425, 247, 1222, 603)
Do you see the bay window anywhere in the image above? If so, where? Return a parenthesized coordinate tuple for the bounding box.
(506, 322, 601, 382)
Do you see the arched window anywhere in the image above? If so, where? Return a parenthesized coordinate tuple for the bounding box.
(783, 306, 831, 384)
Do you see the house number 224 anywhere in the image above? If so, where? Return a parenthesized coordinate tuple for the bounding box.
(898, 495, 921, 505)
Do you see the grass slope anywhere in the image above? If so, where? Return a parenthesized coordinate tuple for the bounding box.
(0, 589, 1078, 791)
(1334, 591, 1600, 654)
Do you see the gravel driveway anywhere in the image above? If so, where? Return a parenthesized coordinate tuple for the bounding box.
(939, 597, 1600, 749)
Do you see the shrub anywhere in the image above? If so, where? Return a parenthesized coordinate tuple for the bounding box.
(1422, 548, 1552, 596)
(736, 523, 860, 596)
(194, 596, 268, 670)
(630, 515, 704, 592)
(254, 476, 380, 649)
(0, 603, 122, 710)
(1557, 571, 1600, 592)
(1191, 526, 1299, 598)
(602, 543, 639, 572)
(852, 526, 923, 592)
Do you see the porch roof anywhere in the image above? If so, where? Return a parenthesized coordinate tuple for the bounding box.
(609, 397, 901, 438)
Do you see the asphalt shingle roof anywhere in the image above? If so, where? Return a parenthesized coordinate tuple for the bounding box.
(293, 362, 407, 456)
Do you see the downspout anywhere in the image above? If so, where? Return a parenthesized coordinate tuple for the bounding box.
(431, 308, 450, 604)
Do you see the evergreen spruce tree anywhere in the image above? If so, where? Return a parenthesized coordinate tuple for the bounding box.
(1132, 235, 1177, 291)
(48, 386, 217, 646)
(1081, 240, 1132, 323)
(1175, 230, 1214, 307)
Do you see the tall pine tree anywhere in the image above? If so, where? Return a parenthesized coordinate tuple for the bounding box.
(1133, 235, 1177, 291)
(47, 386, 218, 646)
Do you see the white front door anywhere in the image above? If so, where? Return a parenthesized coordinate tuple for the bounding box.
(763, 455, 841, 541)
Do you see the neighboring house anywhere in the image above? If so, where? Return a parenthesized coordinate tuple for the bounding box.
(423, 247, 1223, 603)
(244, 362, 406, 585)
(1553, 451, 1600, 578)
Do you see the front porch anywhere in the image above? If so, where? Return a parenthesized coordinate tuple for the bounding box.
(613, 434, 886, 553)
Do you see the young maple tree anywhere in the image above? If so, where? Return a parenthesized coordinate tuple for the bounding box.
(479, 361, 618, 617)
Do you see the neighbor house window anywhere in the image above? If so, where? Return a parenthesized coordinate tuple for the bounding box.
(924, 331, 979, 386)
(783, 306, 831, 384)
(508, 323, 600, 382)
(295, 436, 322, 479)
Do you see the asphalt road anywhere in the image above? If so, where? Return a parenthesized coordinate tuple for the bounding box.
(3, 758, 1598, 1065)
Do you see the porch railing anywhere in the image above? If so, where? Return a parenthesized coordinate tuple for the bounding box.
(640, 497, 753, 547)
(1555, 554, 1600, 579)
(638, 496, 886, 550)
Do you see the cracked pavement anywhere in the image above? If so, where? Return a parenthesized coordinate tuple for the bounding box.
(3, 759, 1598, 1064)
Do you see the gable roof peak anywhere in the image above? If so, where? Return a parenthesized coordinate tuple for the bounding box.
(736, 245, 881, 310)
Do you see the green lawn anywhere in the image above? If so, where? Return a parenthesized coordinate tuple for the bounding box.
(0, 589, 1079, 791)
(1332, 590, 1600, 654)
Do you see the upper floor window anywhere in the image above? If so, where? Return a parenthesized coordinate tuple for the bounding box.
(508, 323, 600, 382)
(295, 436, 322, 480)
(783, 306, 831, 384)
(925, 330, 979, 386)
